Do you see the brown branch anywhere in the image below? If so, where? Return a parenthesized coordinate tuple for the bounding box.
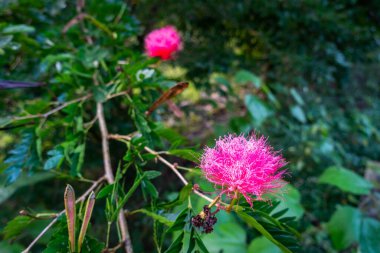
(96, 103, 133, 253)
(62, 13, 88, 34)
(13, 94, 91, 122)
(108, 134, 214, 203)
(22, 176, 106, 253)
(10, 90, 128, 124)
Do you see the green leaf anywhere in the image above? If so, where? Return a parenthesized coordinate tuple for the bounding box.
(202, 221, 246, 253)
(96, 184, 114, 199)
(326, 205, 361, 250)
(4, 131, 41, 183)
(0, 117, 12, 127)
(3, 24, 35, 34)
(143, 179, 159, 198)
(3, 216, 33, 239)
(0, 35, 13, 48)
(290, 106, 306, 123)
(44, 149, 64, 170)
(244, 95, 273, 126)
(164, 232, 185, 253)
(154, 125, 187, 146)
(133, 111, 152, 142)
(360, 217, 380, 253)
(111, 175, 144, 221)
(166, 208, 188, 234)
(92, 85, 108, 103)
(319, 166, 373, 195)
(43, 220, 69, 253)
(144, 170, 162, 180)
(248, 236, 282, 253)
(131, 209, 174, 226)
(0, 241, 23, 253)
(80, 236, 105, 253)
(168, 149, 200, 163)
(271, 184, 304, 219)
(159, 184, 193, 209)
(235, 70, 262, 88)
(236, 211, 292, 253)
(289, 88, 304, 105)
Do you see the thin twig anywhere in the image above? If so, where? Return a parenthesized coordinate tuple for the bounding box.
(22, 176, 106, 253)
(13, 94, 91, 122)
(106, 90, 130, 100)
(96, 103, 134, 253)
(102, 240, 125, 253)
(108, 134, 214, 203)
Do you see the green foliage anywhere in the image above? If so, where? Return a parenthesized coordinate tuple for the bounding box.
(319, 166, 373, 195)
(248, 236, 281, 253)
(360, 217, 380, 253)
(1, 0, 379, 252)
(271, 185, 304, 220)
(4, 131, 40, 183)
(327, 206, 361, 250)
(326, 205, 380, 252)
(202, 219, 246, 253)
(3, 216, 33, 240)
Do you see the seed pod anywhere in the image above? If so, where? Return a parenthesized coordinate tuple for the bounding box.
(64, 185, 76, 253)
(78, 191, 96, 252)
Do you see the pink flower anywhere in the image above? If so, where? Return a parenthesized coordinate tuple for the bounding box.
(200, 134, 287, 205)
(144, 26, 182, 60)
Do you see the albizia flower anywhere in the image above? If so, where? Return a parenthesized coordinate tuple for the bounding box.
(200, 134, 287, 205)
(144, 26, 182, 60)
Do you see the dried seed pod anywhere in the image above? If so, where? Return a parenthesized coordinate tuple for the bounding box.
(64, 185, 76, 253)
(78, 191, 96, 252)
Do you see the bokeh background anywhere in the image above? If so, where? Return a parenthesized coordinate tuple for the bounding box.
(1, 1, 380, 252)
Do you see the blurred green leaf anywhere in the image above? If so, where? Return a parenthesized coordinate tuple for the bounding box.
(327, 205, 361, 250)
(44, 149, 64, 170)
(0, 242, 23, 253)
(0, 117, 12, 127)
(290, 106, 306, 123)
(290, 88, 304, 105)
(248, 236, 281, 253)
(92, 85, 108, 103)
(271, 184, 304, 219)
(0, 35, 13, 48)
(244, 95, 273, 126)
(3, 24, 35, 34)
(3, 216, 33, 240)
(144, 170, 162, 180)
(235, 70, 262, 88)
(319, 166, 373, 195)
(360, 217, 380, 253)
(202, 221, 246, 253)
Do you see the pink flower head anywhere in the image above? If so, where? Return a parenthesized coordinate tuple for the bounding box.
(200, 134, 287, 206)
(144, 26, 182, 60)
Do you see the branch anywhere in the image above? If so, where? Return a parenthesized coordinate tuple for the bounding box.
(10, 90, 128, 124)
(108, 134, 214, 203)
(22, 176, 106, 253)
(13, 94, 91, 122)
(96, 103, 134, 253)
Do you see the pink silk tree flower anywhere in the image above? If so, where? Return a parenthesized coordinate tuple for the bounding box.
(144, 26, 182, 60)
(200, 134, 287, 206)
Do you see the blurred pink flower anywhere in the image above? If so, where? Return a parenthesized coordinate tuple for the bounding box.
(144, 26, 182, 60)
(200, 134, 287, 205)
